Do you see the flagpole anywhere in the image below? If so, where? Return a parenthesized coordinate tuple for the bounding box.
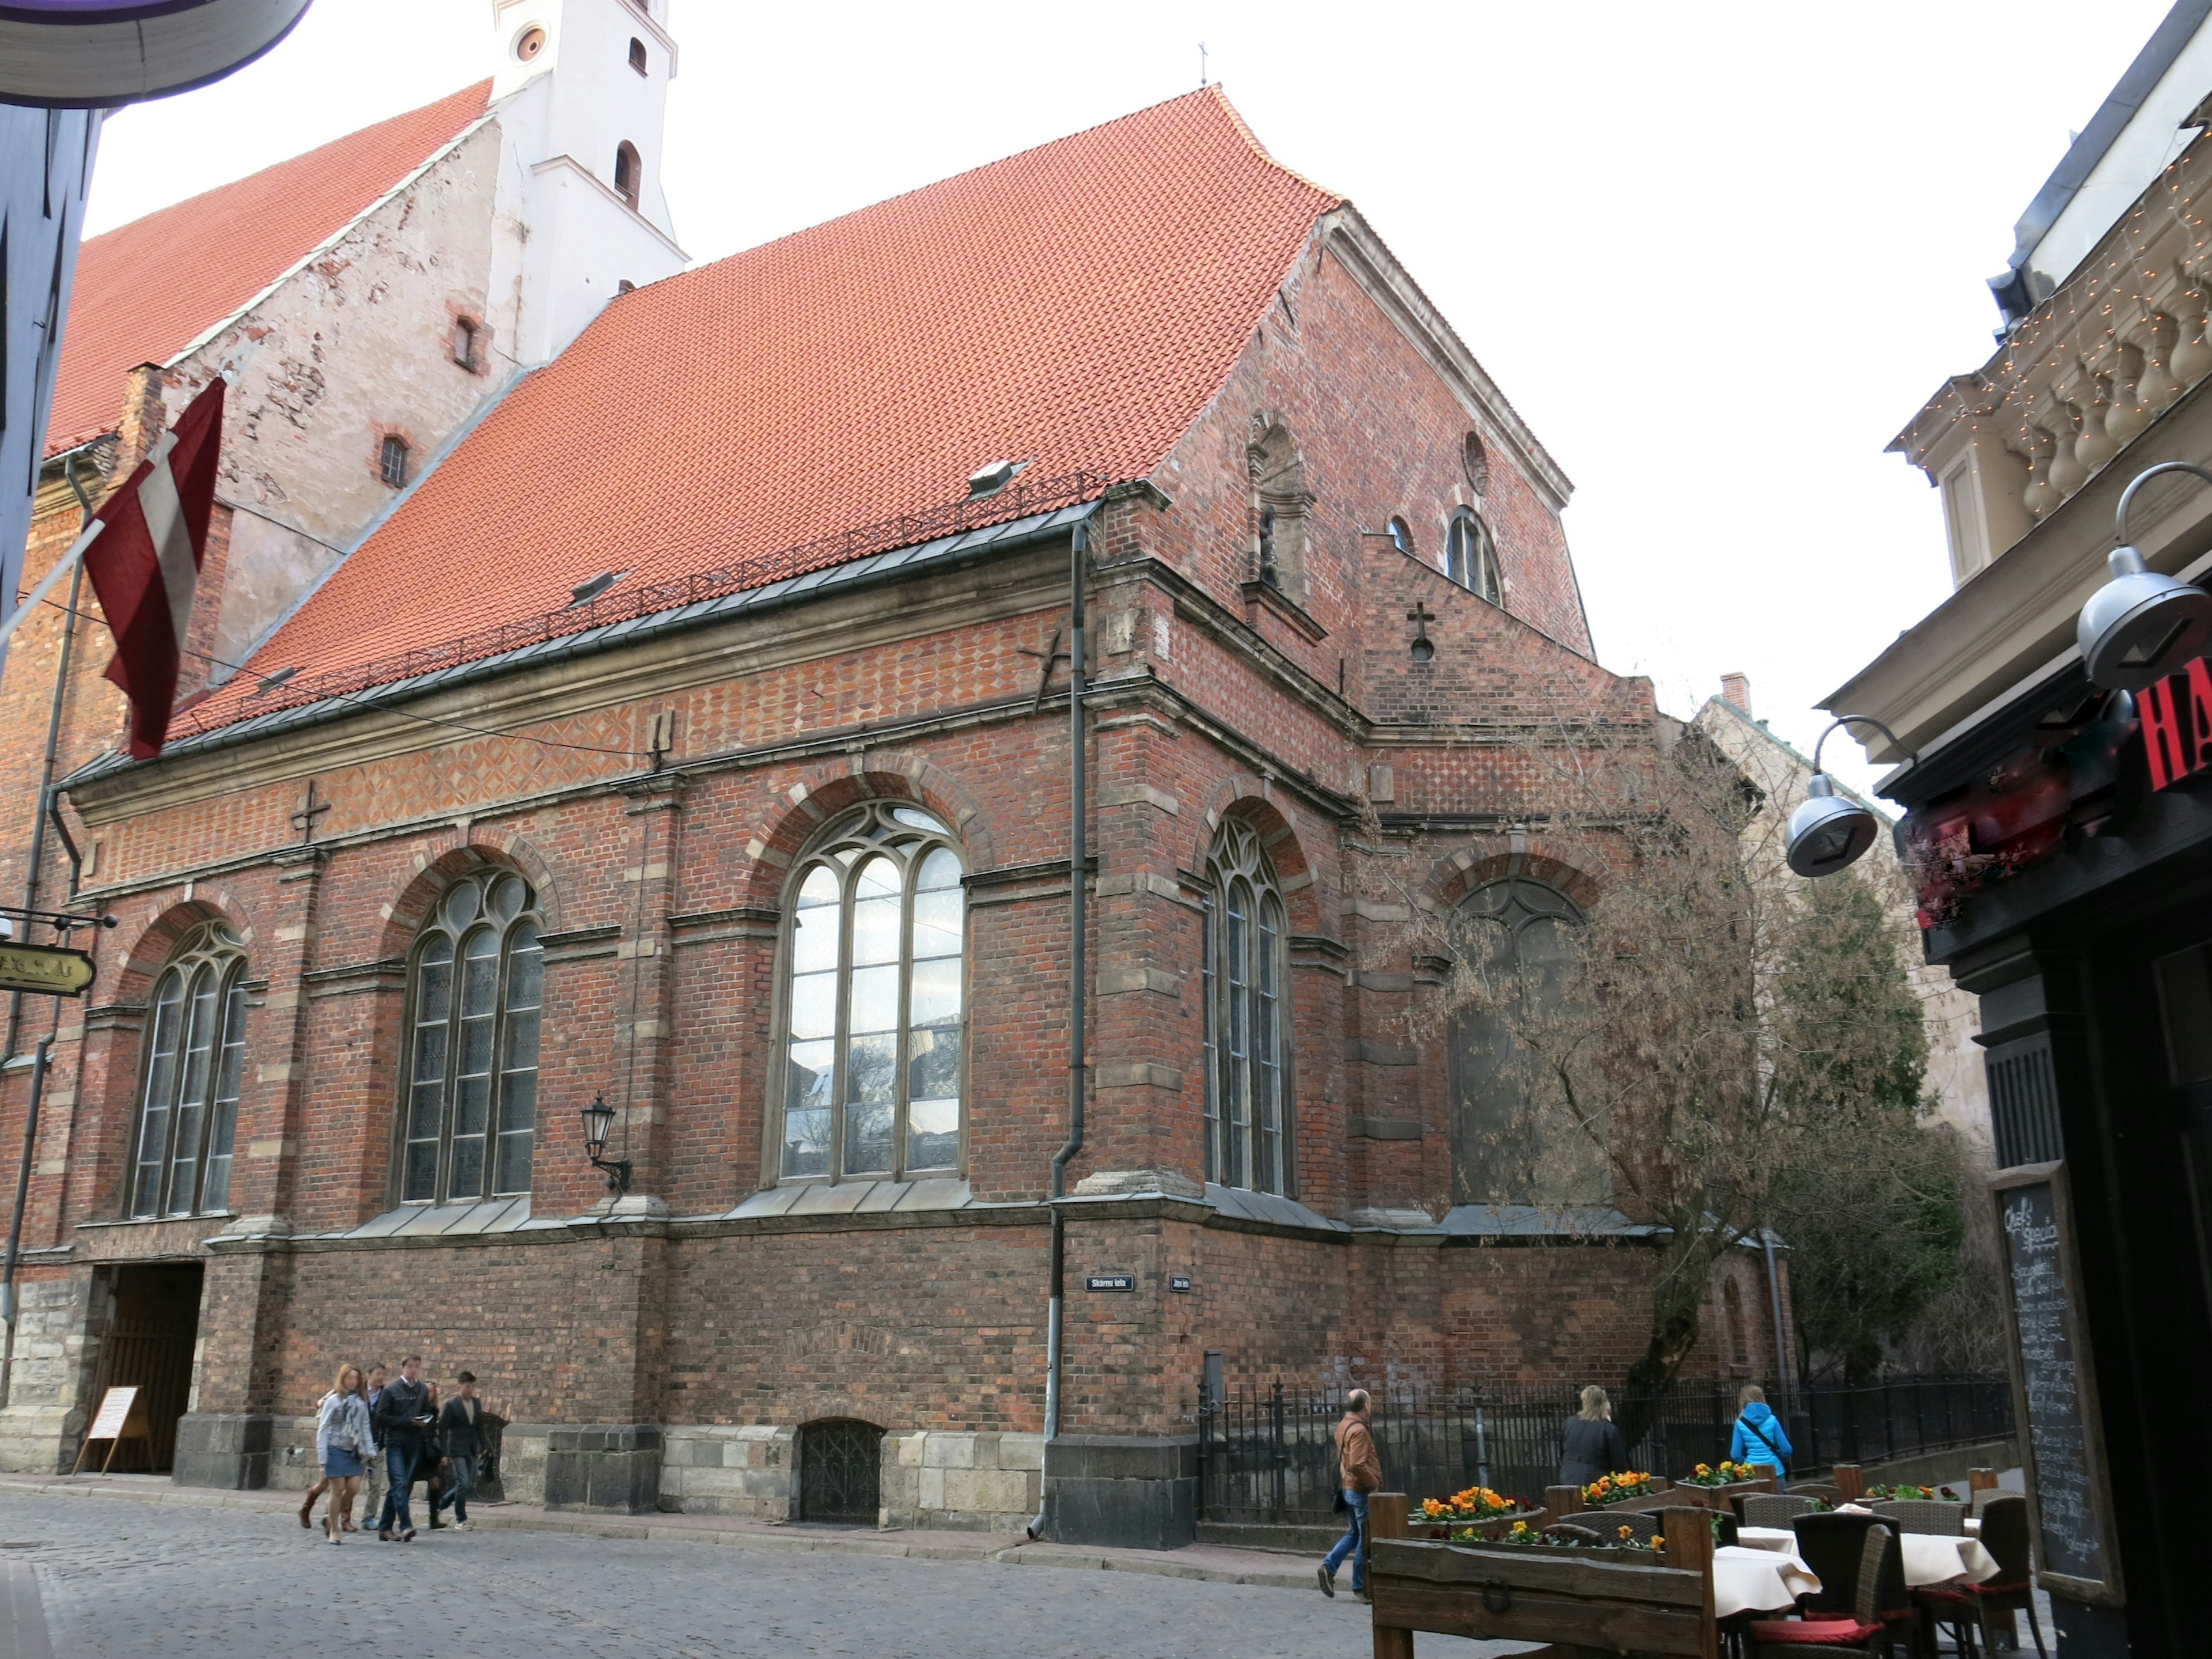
(0, 520, 103, 661)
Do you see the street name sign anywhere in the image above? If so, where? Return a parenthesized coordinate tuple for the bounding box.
(0, 942, 93, 997)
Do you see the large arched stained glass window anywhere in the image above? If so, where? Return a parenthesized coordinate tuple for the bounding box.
(130, 922, 248, 1218)
(1200, 819, 1292, 1194)
(778, 804, 966, 1182)
(1447, 877, 1607, 1205)
(401, 870, 542, 1203)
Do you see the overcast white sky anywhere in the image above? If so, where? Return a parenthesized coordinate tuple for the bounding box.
(81, 0, 2180, 794)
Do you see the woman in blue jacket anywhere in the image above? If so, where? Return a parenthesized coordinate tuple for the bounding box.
(1730, 1384, 1793, 1479)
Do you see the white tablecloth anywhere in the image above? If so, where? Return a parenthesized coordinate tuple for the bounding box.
(1900, 1534, 1999, 1588)
(1737, 1525, 1999, 1588)
(1736, 1527, 1799, 1553)
(1713, 1544, 1820, 1618)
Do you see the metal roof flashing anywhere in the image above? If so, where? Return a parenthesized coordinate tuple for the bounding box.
(1994, 0, 2212, 317)
(60, 502, 1097, 791)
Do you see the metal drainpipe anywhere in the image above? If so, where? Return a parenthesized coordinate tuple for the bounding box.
(3, 457, 92, 1065)
(1030, 516, 1090, 1540)
(1761, 1229, 1792, 1419)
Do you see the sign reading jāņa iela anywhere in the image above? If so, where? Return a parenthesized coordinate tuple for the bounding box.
(0, 942, 95, 997)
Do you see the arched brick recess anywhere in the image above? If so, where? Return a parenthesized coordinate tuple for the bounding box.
(1428, 843, 1600, 914)
(736, 753, 995, 908)
(114, 889, 255, 1006)
(1188, 775, 1321, 933)
(374, 832, 565, 960)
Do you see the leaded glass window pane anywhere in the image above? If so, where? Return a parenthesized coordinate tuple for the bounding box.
(128, 922, 247, 1219)
(1201, 821, 1294, 1195)
(1447, 877, 1604, 1205)
(401, 870, 543, 1203)
(775, 802, 967, 1183)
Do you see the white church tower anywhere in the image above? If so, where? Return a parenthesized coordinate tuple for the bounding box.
(488, 0, 688, 365)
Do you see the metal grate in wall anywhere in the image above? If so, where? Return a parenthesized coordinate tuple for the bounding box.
(1988, 1043, 2065, 1169)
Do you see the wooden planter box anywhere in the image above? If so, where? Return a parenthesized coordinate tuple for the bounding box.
(1450, 1538, 1656, 1561)
(1413, 1507, 1545, 1541)
(1664, 1476, 1777, 1510)
(1369, 1533, 1716, 1659)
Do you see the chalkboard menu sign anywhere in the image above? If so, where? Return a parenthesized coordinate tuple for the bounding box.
(1993, 1164, 2122, 1606)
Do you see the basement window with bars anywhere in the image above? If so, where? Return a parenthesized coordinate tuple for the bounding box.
(1200, 818, 1292, 1195)
(129, 922, 248, 1219)
(400, 870, 542, 1203)
(775, 804, 966, 1183)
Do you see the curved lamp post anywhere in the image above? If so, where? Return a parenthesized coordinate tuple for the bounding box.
(1785, 716, 1915, 878)
(2080, 461, 2212, 690)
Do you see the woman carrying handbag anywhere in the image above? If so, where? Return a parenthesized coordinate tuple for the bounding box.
(315, 1366, 376, 1544)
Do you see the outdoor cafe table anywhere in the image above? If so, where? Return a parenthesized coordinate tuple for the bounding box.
(1735, 1525, 1999, 1589)
(1712, 1544, 1821, 1618)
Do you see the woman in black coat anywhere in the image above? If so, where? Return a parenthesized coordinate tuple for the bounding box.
(1558, 1385, 1632, 1490)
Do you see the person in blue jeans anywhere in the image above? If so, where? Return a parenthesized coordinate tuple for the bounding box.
(370, 1354, 434, 1541)
(1319, 1389, 1382, 1600)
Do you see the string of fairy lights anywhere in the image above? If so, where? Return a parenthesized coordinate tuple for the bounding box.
(1916, 129, 2212, 520)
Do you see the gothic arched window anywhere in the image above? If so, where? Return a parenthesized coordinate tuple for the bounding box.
(777, 804, 966, 1183)
(400, 870, 542, 1203)
(1445, 509, 1500, 604)
(130, 922, 248, 1218)
(1200, 819, 1292, 1194)
(1448, 877, 1606, 1205)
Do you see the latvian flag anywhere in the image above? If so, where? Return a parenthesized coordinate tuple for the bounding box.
(83, 378, 225, 759)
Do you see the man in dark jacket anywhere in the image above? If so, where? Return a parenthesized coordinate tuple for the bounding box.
(371, 1354, 433, 1540)
(432, 1372, 487, 1529)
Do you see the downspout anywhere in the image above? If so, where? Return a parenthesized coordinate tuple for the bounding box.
(2, 456, 90, 1065)
(1761, 1229, 1793, 1428)
(1031, 515, 1089, 1540)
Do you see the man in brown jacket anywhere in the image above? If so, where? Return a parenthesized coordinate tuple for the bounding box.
(1319, 1388, 1382, 1600)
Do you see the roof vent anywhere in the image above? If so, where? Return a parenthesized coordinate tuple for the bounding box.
(967, 459, 1026, 498)
(250, 666, 301, 696)
(569, 571, 624, 607)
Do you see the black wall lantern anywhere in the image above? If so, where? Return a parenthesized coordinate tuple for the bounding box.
(579, 1094, 632, 1194)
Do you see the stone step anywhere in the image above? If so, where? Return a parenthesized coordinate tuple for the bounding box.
(1196, 1520, 1341, 1554)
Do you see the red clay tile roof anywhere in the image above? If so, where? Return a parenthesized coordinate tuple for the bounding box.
(46, 80, 493, 459)
(183, 87, 1340, 736)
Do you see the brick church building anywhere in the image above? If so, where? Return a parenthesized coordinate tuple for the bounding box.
(0, 1, 1786, 1542)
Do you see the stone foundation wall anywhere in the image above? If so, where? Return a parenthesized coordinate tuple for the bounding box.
(881, 1430, 1043, 1532)
(656, 1424, 792, 1516)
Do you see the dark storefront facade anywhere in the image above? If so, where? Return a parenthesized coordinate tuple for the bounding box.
(1870, 663, 2212, 1656)
(1832, 16, 2212, 1649)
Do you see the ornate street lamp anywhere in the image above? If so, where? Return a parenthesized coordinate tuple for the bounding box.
(579, 1094, 631, 1195)
(1785, 716, 1914, 878)
(2079, 461, 2212, 690)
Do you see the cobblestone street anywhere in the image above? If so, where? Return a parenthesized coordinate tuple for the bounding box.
(0, 1491, 1527, 1659)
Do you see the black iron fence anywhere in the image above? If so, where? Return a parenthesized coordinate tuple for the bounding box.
(1196, 1374, 2012, 1526)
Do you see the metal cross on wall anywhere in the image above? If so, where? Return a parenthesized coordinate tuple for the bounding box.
(291, 779, 332, 845)
(1017, 628, 1069, 714)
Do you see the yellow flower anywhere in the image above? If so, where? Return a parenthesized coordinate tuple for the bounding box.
(1617, 1525, 1632, 1540)
(1650, 1536, 1665, 1551)
(1512, 1521, 1531, 1536)
(1694, 1463, 1710, 1476)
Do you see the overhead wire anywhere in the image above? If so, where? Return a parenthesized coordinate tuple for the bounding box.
(26, 592, 650, 760)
